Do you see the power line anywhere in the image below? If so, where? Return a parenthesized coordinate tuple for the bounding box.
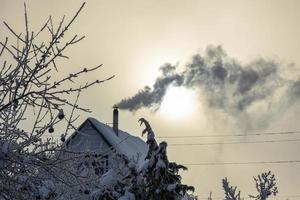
(196, 195, 300, 200)
(182, 160, 300, 166)
(45, 130, 300, 140)
(168, 138, 300, 146)
(157, 130, 300, 139)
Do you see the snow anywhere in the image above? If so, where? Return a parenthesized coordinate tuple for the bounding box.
(146, 129, 155, 141)
(86, 118, 148, 166)
(118, 191, 136, 200)
(139, 159, 150, 172)
(167, 183, 177, 192)
(38, 186, 50, 199)
(156, 158, 167, 169)
(99, 169, 118, 187)
(1, 140, 9, 154)
(38, 180, 55, 199)
(1, 140, 18, 154)
(17, 175, 28, 184)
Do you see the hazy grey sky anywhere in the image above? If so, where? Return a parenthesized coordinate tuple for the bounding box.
(1, 0, 300, 197)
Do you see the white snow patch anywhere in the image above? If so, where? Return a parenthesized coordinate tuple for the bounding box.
(118, 190, 136, 200)
(38, 180, 55, 199)
(156, 158, 166, 169)
(100, 169, 118, 187)
(167, 183, 177, 192)
(39, 186, 50, 199)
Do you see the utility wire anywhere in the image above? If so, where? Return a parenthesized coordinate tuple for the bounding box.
(182, 160, 300, 166)
(168, 138, 300, 146)
(46, 130, 300, 139)
(157, 130, 300, 138)
(196, 195, 300, 199)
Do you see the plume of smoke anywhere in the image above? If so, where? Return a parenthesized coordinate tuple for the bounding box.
(183, 46, 283, 113)
(117, 63, 184, 111)
(117, 45, 300, 129)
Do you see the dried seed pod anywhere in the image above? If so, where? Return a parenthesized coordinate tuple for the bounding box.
(13, 100, 18, 109)
(60, 135, 65, 142)
(48, 126, 54, 133)
(58, 109, 64, 120)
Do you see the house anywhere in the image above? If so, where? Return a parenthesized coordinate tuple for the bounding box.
(65, 106, 148, 167)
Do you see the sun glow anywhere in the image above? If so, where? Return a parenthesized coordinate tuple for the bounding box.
(159, 87, 198, 120)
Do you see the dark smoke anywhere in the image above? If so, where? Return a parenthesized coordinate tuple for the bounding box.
(117, 63, 184, 111)
(117, 45, 300, 128)
(182, 46, 283, 113)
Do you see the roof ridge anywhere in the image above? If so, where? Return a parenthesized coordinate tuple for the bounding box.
(87, 117, 126, 133)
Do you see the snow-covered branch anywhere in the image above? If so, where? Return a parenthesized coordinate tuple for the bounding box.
(0, 3, 112, 199)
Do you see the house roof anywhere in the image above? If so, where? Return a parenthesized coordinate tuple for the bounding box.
(66, 117, 148, 165)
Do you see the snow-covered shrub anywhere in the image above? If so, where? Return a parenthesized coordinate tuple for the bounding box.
(223, 171, 278, 200)
(137, 118, 196, 200)
(249, 171, 278, 200)
(222, 178, 242, 200)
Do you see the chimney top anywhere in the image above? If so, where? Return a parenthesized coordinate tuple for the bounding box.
(113, 104, 119, 109)
(113, 105, 119, 136)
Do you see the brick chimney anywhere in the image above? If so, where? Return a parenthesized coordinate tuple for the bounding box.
(113, 105, 119, 136)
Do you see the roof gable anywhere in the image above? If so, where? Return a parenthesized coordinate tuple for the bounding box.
(66, 117, 148, 165)
(65, 120, 111, 152)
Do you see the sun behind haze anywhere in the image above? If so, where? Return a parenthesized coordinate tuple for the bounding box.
(160, 87, 199, 120)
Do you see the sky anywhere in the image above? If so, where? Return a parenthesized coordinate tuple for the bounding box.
(1, 0, 300, 198)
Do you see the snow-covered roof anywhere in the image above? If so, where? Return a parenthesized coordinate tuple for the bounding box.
(67, 117, 148, 165)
